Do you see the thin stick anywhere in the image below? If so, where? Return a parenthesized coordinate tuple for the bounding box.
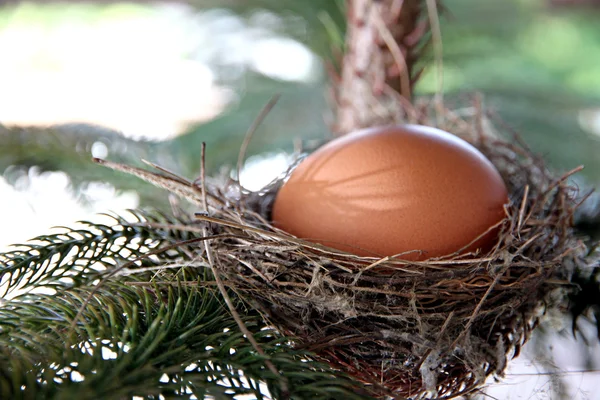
(517, 185, 530, 233)
(449, 264, 509, 350)
(141, 159, 192, 185)
(194, 214, 365, 261)
(573, 188, 595, 211)
(93, 157, 224, 207)
(425, 0, 444, 118)
(200, 143, 209, 212)
(131, 222, 206, 234)
(374, 11, 411, 101)
(541, 165, 584, 197)
(522, 165, 584, 227)
(236, 94, 281, 188)
(200, 142, 289, 398)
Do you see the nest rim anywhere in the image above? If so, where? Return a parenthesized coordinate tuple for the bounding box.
(199, 102, 587, 399)
(98, 98, 591, 399)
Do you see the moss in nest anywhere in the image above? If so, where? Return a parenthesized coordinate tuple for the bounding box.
(95, 101, 591, 399)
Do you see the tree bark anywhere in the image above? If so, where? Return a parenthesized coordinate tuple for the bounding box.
(334, 0, 426, 135)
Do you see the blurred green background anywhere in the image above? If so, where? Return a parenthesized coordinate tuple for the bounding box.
(1, 1, 600, 398)
(2, 0, 600, 208)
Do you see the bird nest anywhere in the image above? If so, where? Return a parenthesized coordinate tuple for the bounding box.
(96, 100, 589, 399)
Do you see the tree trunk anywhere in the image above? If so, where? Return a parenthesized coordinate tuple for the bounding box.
(334, 0, 426, 135)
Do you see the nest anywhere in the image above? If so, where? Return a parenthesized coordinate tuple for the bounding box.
(97, 100, 589, 399)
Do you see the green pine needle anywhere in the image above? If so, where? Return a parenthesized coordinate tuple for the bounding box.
(0, 210, 197, 299)
(0, 210, 374, 399)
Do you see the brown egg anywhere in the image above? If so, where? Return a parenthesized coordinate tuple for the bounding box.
(271, 124, 509, 260)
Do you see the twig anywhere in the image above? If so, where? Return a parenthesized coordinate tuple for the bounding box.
(374, 11, 411, 101)
(573, 188, 595, 211)
(236, 94, 281, 189)
(449, 264, 510, 350)
(541, 165, 584, 198)
(517, 185, 530, 233)
(425, 0, 445, 119)
(93, 157, 223, 207)
(141, 159, 192, 185)
(200, 142, 290, 399)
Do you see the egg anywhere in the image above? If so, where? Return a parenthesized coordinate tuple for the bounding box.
(271, 124, 509, 260)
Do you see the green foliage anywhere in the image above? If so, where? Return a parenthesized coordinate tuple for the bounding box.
(4, 0, 600, 196)
(0, 210, 187, 298)
(1, 1, 600, 398)
(0, 210, 373, 400)
(0, 78, 332, 210)
(0, 124, 171, 208)
(418, 0, 600, 183)
(187, 0, 346, 58)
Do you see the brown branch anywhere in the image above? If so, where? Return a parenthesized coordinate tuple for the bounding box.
(334, 0, 427, 135)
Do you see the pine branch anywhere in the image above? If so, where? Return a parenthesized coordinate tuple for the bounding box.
(0, 280, 372, 399)
(334, 0, 430, 134)
(0, 210, 198, 299)
(0, 211, 375, 399)
(0, 124, 174, 208)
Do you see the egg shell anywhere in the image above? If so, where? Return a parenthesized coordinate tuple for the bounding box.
(271, 124, 509, 260)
